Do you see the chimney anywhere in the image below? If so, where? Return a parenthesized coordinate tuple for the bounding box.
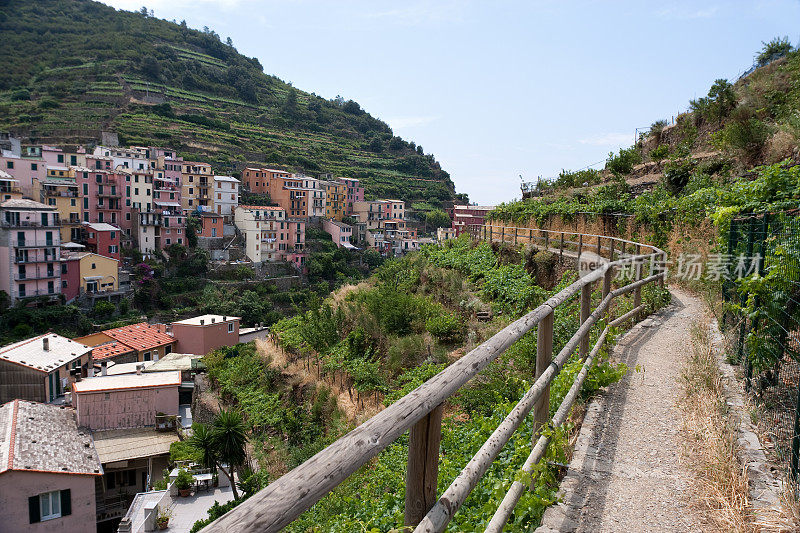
(223, 316, 226, 322)
(211, 317, 215, 324)
(136, 364, 143, 375)
(101, 361, 107, 377)
(200, 319, 204, 325)
(88, 365, 95, 378)
(42, 337, 50, 351)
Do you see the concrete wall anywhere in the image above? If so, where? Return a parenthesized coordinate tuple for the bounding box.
(75, 385, 179, 430)
(0, 470, 97, 533)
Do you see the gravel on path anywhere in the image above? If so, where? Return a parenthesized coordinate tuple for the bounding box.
(536, 288, 701, 532)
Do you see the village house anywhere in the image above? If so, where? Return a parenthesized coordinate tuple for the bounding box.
(0, 169, 22, 202)
(234, 205, 306, 266)
(0, 400, 103, 533)
(75, 323, 175, 363)
(337, 176, 364, 215)
(0, 333, 93, 404)
(59, 251, 120, 302)
(451, 204, 493, 236)
(322, 218, 355, 249)
(0, 199, 61, 302)
(212, 175, 240, 218)
(167, 314, 240, 355)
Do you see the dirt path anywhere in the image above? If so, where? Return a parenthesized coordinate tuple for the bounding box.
(536, 288, 701, 532)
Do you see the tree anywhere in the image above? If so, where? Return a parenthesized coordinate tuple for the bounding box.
(425, 209, 451, 230)
(756, 37, 793, 67)
(226, 37, 234, 47)
(212, 409, 247, 500)
(189, 423, 217, 474)
(282, 88, 298, 117)
(706, 79, 736, 124)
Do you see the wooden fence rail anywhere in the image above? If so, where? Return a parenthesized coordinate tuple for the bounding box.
(201, 225, 667, 533)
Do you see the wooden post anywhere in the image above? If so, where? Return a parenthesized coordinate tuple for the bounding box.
(658, 251, 666, 289)
(534, 309, 554, 435)
(405, 404, 444, 527)
(633, 245, 642, 319)
(602, 267, 613, 301)
(500, 226, 505, 244)
(579, 283, 591, 359)
(596, 235, 602, 256)
(514, 226, 518, 246)
(609, 239, 615, 262)
(544, 230, 549, 250)
(577, 234, 583, 260)
(529, 228, 533, 245)
(559, 232, 564, 262)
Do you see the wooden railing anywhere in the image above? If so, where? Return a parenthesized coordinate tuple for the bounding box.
(201, 225, 667, 533)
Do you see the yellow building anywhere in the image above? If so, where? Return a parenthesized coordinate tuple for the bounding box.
(321, 180, 346, 221)
(0, 170, 23, 202)
(181, 161, 213, 213)
(38, 167, 81, 242)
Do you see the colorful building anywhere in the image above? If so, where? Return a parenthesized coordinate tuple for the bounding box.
(38, 169, 81, 242)
(0, 170, 22, 202)
(197, 211, 223, 238)
(213, 175, 240, 218)
(181, 161, 213, 213)
(168, 314, 240, 355)
(82, 222, 121, 260)
(0, 400, 103, 533)
(59, 252, 119, 298)
(322, 218, 355, 249)
(241, 167, 291, 195)
(321, 180, 346, 220)
(451, 205, 494, 236)
(0, 199, 61, 302)
(234, 205, 305, 265)
(338, 177, 364, 215)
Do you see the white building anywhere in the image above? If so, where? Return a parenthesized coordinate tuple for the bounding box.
(213, 175, 240, 218)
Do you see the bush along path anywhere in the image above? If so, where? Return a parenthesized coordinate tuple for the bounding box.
(536, 288, 701, 532)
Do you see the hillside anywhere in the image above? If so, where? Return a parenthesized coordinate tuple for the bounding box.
(494, 41, 800, 231)
(0, 0, 459, 204)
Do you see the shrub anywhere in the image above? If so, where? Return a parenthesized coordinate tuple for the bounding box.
(425, 312, 464, 343)
(174, 468, 193, 490)
(662, 159, 695, 194)
(606, 146, 641, 175)
(714, 114, 771, 162)
(649, 144, 669, 161)
(92, 300, 116, 317)
(756, 36, 793, 67)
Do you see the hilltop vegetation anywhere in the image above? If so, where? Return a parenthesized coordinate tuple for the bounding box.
(497, 39, 800, 235)
(0, 0, 459, 204)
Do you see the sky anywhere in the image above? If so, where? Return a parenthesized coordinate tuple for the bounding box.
(100, 0, 800, 205)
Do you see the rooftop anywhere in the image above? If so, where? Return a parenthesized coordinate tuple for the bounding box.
(73, 370, 181, 393)
(213, 175, 240, 183)
(144, 352, 200, 373)
(61, 241, 86, 250)
(83, 222, 121, 232)
(0, 333, 91, 373)
(172, 314, 240, 326)
(104, 360, 155, 376)
(92, 427, 179, 464)
(0, 400, 103, 476)
(0, 198, 55, 211)
(238, 205, 283, 211)
(91, 341, 137, 361)
(101, 322, 175, 351)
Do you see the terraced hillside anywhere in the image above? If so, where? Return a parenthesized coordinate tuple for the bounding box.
(0, 0, 459, 203)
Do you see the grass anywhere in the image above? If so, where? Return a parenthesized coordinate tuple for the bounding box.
(679, 322, 756, 532)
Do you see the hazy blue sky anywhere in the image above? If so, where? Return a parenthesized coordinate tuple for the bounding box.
(102, 0, 800, 205)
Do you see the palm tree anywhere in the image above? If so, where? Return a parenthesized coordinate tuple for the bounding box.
(188, 423, 217, 472)
(212, 409, 247, 500)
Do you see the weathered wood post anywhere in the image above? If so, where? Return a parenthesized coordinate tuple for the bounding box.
(514, 226, 518, 246)
(633, 245, 642, 319)
(579, 282, 591, 359)
(559, 232, 564, 263)
(501, 225, 505, 244)
(577, 234, 583, 261)
(596, 235, 602, 256)
(608, 239, 615, 262)
(544, 230, 549, 250)
(405, 404, 444, 527)
(534, 309, 554, 435)
(529, 228, 533, 245)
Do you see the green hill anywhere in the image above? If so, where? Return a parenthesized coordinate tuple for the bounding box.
(0, 0, 459, 204)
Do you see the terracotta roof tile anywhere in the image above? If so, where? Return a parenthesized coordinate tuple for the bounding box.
(101, 323, 174, 352)
(91, 341, 136, 361)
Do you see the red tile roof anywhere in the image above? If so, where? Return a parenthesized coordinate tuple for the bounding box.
(91, 341, 136, 361)
(101, 323, 174, 352)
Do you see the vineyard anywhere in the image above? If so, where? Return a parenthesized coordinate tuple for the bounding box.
(190, 235, 669, 531)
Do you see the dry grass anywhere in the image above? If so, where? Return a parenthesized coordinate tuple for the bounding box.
(679, 322, 756, 533)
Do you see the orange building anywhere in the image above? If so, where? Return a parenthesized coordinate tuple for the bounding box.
(241, 167, 291, 195)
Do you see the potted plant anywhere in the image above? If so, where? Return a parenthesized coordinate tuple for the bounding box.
(156, 506, 172, 530)
(175, 468, 193, 497)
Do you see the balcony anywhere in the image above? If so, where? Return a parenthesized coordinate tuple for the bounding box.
(43, 190, 79, 198)
(0, 186, 21, 194)
(15, 270, 58, 281)
(14, 239, 58, 249)
(1, 219, 60, 228)
(14, 254, 55, 264)
(15, 289, 59, 299)
(97, 190, 121, 198)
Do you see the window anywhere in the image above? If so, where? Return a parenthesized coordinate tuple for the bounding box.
(29, 489, 70, 523)
(6, 161, 12, 169)
(143, 351, 151, 361)
(62, 280, 68, 288)
(91, 263, 96, 269)
(109, 245, 118, 254)
(57, 154, 64, 163)
(228, 322, 234, 333)
(70, 198, 76, 207)
(31, 163, 37, 171)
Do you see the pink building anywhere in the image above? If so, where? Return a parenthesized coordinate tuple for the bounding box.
(0, 153, 46, 197)
(322, 218, 355, 249)
(0, 199, 61, 302)
(0, 400, 103, 533)
(452, 205, 494, 236)
(169, 314, 240, 355)
(286, 218, 306, 270)
(74, 167, 123, 227)
(72, 370, 181, 430)
(60, 253, 81, 302)
(338, 177, 364, 215)
(83, 222, 121, 260)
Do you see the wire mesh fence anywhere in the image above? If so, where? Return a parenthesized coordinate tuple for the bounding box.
(723, 211, 800, 480)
